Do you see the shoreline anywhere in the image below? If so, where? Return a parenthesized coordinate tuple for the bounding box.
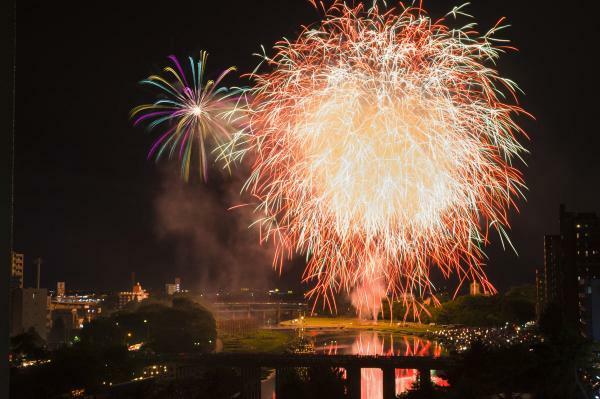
(277, 316, 444, 337)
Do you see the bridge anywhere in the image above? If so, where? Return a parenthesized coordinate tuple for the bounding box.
(212, 302, 308, 325)
(175, 353, 451, 399)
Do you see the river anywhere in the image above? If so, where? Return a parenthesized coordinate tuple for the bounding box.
(261, 330, 447, 399)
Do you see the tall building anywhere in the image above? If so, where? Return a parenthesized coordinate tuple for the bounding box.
(10, 288, 49, 339)
(543, 235, 562, 305)
(11, 251, 24, 289)
(539, 205, 600, 339)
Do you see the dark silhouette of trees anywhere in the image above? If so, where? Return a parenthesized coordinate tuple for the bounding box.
(10, 298, 217, 399)
(380, 285, 536, 326)
(441, 302, 592, 399)
(77, 297, 217, 354)
(532, 302, 591, 398)
(432, 286, 536, 327)
(10, 327, 47, 359)
(143, 367, 240, 399)
(277, 367, 347, 398)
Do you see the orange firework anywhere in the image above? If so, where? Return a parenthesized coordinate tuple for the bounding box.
(226, 1, 529, 317)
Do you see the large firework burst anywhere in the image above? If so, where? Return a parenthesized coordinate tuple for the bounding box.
(229, 1, 529, 315)
(132, 52, 245, 181)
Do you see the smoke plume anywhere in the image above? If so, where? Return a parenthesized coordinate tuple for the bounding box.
(153, 166, 275, 293)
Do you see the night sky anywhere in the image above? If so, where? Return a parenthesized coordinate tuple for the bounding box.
(15, 1, 600, 294)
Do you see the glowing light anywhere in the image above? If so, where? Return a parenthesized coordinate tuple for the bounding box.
(128, 342, 143, 351)
(227, 1, 529, 316)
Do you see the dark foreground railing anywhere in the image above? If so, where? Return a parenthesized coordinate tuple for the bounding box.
(174, 353, 451, 399)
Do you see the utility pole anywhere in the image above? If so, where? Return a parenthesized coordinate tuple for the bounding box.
(5, 1, 18, 395)
(34, 257, 42, 289)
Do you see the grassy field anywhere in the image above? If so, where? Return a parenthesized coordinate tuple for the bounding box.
(219, 317, 443, 353)
(279, 316, 443, 334)
(220, 329, 295, 353)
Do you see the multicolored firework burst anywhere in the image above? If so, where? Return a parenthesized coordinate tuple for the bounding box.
(227, 1, 529, 316)
(132, 52, 245, 181)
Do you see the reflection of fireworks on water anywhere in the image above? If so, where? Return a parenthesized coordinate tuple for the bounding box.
(316, 333, 447, 397)
(227, 1, 529, 316)
(351, 333, 447, 398)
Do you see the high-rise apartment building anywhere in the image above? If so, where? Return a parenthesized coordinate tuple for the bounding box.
(539, 205, 600, 340)
(535, 266, 545, 319)
(543, 235, 562, 305)
(11, 251, 24, 289)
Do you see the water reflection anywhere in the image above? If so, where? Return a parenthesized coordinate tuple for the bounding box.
(314, 332, 448, 398)
(261, 331, 448, 398)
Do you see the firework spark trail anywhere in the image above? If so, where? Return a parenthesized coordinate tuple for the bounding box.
(132, 52, 247, 181)
(223, 1, 529, 317)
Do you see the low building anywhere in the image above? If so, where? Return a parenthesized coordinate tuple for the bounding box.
(118, 282, 149, 309)
(10, 288, 49, 340)
(165, 277, 182, 296)
(469, 281, 482, 296)
(165, 284, 178, 296)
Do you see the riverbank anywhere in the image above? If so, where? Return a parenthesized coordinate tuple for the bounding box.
(218, 317, 445, 355)
(219, 329, 294, 353)
(279, 316, 443, 335)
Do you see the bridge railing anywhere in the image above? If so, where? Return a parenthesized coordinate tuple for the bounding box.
(173, 353, 452, 399)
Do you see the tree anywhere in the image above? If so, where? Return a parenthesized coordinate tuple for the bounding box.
(500, 285, 536, 323)
(431, 286, 536, 327)
(11, 299, 219, 398)
(433, 295, 502, 326)
(533, 302, 591, 398)
(11, 327, 46, 359)
(78, 298, 217, 354)
(136, 298, 217, 353)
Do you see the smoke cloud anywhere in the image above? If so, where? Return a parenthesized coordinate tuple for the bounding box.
(153, 166, 275, 293)
(350, 277, 387, 321)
